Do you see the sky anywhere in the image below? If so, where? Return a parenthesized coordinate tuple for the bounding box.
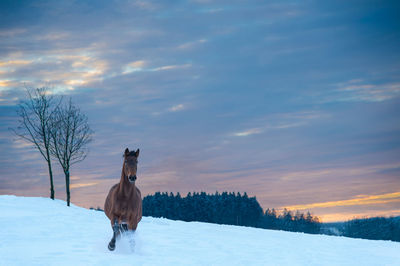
(0, 0, 399, 222)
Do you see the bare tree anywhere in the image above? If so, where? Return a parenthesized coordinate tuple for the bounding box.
(50, 99, 93, 206)
(11, 87, 60, 200)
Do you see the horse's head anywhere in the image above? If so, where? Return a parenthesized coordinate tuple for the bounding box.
(123, 148, 139, 184)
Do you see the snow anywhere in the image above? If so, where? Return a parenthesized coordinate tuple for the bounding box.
(1, 195, 399, 266)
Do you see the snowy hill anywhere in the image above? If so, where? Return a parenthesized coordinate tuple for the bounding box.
(1, 195, 399, 266)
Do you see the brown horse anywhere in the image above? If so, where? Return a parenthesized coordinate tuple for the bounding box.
(104, 148, 142, 251)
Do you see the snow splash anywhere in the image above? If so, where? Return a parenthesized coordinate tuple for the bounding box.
(114, 231, 137, 254)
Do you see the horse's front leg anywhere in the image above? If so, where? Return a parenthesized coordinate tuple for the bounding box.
(108, 218, 120, 251)
(118, 214, 129, 233)
(127, 214, 138, 231)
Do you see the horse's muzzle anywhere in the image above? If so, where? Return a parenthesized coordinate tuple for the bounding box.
(128, 175, 137, 183)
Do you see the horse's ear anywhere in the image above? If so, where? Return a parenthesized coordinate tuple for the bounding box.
(124, 148, 130, 157)
(135, 149, 140, 157)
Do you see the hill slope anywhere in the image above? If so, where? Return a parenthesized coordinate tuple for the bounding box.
(0, 195, 399, 265)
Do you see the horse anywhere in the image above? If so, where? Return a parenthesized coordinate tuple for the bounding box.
(104, 148, 142, 251)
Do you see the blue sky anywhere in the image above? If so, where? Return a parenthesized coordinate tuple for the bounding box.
(0, 0, 399, 221)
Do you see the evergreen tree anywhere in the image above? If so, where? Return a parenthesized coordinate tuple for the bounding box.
(142, 191, 322, 235)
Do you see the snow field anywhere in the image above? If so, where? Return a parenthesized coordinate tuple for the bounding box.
(1, 195, 399, 266)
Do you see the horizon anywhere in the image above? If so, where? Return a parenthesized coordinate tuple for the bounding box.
(6, 191, 400, 223)
(0, 0, 399, 223)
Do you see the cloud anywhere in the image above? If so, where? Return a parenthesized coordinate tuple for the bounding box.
(33, 32, 71, 42)
(279, 162, 400, 182)
(122, 60, 147, 74)
(177, 39, 207, 50)
(0, 80, 18, 89)
(0, 51, 109, 94)
(70, 182, 99, 189)
(152, 103, 187, 116)
(232, 128, 262, 137)
(0, 28, 27, 37)
(282, 191, 400, 210)
(230, 111, 326, 137)
(339, 82, 400, 102)
(320, 209, 400, 223)
(0, 60, 33, 67)
(12, 138, 33, 149)
(122, 62, 192, 74)
(323, 80, 400, 103)
(168, 104, 185, 112)
(151, 64, 192, 72)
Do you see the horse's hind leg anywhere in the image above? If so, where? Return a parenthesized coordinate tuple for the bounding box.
(108, 219, 120, 251)
(120, 223, 129, 233)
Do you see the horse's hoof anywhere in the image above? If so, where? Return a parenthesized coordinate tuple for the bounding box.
(108, 242, 116, 251)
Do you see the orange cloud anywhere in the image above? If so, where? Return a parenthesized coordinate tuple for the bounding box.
(282, 192, 400, 210)
(320, 209, 400, 223)
(0, 60, 32, 67)
(70, 182, 99, 189)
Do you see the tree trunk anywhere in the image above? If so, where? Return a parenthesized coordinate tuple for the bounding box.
(65, 169, 70, 206)
(46, 149, 55, 200)
(47, 160, 55, 200)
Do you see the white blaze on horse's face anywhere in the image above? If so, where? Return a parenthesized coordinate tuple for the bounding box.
(123, 148, 139, 184)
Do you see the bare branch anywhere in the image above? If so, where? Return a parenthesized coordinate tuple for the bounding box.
(10, 87, 60, 200)
(49, 98, 93, 206)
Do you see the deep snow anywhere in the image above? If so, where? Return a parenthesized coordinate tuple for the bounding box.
(1, 195, 399, 266)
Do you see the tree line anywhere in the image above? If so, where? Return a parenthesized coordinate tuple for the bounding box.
(142, 191, 321, 234)
(261, 208, 321, 234)
(92, 191, 399, 241)
(12, 87, 93, 206)
(342, 216, 400, 241)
